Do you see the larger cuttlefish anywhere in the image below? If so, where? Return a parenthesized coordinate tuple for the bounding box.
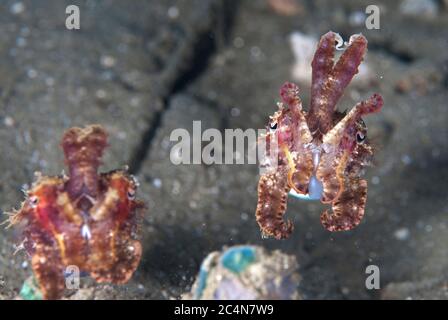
(256, 31, 384, 239)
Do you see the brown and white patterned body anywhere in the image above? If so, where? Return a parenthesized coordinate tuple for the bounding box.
(256, 32, 384, 239)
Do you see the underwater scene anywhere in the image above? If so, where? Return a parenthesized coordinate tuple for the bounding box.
(0, 0, 447, 301)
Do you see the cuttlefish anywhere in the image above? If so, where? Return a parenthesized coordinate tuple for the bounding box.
(256, 31, 384, 239)
(5, 125, 144, 299)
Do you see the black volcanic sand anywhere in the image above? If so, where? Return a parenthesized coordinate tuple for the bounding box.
(0, 0, 447, 299)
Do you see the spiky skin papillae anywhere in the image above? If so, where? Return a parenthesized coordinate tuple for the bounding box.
(256, 32, 384, 239)
(7, 125, 144, 299)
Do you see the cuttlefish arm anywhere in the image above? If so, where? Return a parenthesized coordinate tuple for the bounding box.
(61, 125, 108, 200)
(317, 94, 383, 203)
(256, 166, 293, 240)
(279, 82, 314, 195)
(307, 32, 368, 135)
(308, 31, 336, 134)
(320, 177, 367, 231)
(317, 94, 383, 230)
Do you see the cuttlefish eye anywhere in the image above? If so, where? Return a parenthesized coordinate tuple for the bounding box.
(269, 122, 278, 131)
(29, 195, 39, 208)
(356, 131, 366, 143)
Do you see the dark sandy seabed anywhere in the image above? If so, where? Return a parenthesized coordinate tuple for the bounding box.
(0, 0, 447, 299)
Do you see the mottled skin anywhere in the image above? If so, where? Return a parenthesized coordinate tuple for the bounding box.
(5, 125, 144, 299)
(256, 32, 384, 239)
(256, 83, 313, 239)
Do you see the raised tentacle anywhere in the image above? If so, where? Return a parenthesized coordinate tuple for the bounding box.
(324, 35, 367, 116)
(280, 81, 302, 108)
(322, 93, 383, 147)
(61, 125, 108, 199)
(307, 32, 368, 135)
(308, 31, 336, 134)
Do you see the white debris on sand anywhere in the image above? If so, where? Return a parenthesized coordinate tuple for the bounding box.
(400, 0, 438, 18)
(10, 2, 25, 15)
(394, 227, 411, 241)
(289, 32, 317, 83)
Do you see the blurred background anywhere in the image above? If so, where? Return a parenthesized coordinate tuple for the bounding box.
(0, 0, 447, 299)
